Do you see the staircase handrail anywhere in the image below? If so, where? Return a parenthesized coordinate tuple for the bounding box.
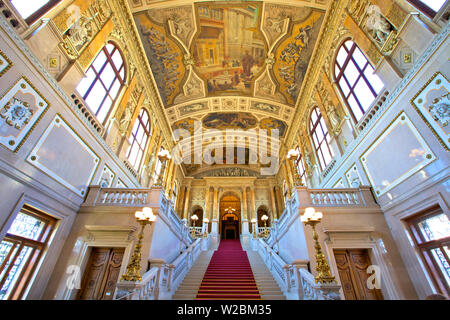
(254, 238, 341, 300)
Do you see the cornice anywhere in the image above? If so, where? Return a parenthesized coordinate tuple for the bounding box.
(285, 0, 349, 147)
(129, 0, 329, 14)
(109, 0, 175, 148)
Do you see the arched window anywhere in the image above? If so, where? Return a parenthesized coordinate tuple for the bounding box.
(76, 42, 125, 124)
(335, 39, 384, 122)
(407, 0, 447, 17)
(11, 0, 61, 24)
(127, 109, 150, 171)
(310, 107, 334, 171)
(295, 146, 307, 185)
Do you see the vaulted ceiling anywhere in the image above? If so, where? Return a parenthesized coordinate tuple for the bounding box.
(129, 0, 330, 142)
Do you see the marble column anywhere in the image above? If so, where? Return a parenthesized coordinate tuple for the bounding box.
(269, 185, 278, 220)
(241, 186, 249, 235)
(250, 187, 256, 222)
(204, 187, 210, 221)
(211, 187, 219, 234)
(183, 186, 190, 221)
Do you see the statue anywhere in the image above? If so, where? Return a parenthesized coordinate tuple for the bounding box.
(119, 103, 133, 135)
(325, 98, 341, 130)
(365, 5, 393, 46)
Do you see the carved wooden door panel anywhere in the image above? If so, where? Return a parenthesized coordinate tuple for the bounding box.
(98, 248, 124, 300)
(334, 250, 359, 299)
(333, 249, 384, 300)
(78, 248, 124, 300)
(348, 250, 383, 300)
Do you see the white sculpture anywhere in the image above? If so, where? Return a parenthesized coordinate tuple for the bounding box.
(365, 5, 392, 45)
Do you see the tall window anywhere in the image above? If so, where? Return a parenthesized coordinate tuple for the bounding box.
(0, 206, 56, 300)
(405, 207, 450, 296)
(76, 43, 126, 124)
(335, 40, 384, 122)
(408, 0, 447, 17)
(127, 109, 150, 171)
(10, 0, 61, 24)
(310, 107, 334, 171)
(295, 146, 307, 186)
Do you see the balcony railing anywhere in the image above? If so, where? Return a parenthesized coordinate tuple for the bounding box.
(295, 186, 377, 208)
(82, 186, 161, 207)
(253, 238, 341, 300)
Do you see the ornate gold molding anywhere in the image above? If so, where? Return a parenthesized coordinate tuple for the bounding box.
(108, 0, 174, 148)
(285, 0, 349, 148)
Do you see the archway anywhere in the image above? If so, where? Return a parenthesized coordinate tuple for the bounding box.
(257, 206, 270, 235)
(219, 194, 241, 240)
(190, 206, 204, 227)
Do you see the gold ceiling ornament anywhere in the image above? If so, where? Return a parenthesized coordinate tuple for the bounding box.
(121, 208, 157, 282)
(286, 0, 349, 148)
(301, 208, 336, 284)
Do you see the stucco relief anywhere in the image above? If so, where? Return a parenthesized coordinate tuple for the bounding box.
(0, 77, 49, 152)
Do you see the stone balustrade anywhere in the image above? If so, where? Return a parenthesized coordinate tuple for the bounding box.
(295, 186, 378, 208)
(115, 238, 203, 300)
(82, 186, 163, 207)
(253, 238, 341, 300)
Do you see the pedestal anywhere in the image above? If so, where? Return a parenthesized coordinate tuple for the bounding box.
(240, 233, 251, 250)
(241, 219, 250, 234)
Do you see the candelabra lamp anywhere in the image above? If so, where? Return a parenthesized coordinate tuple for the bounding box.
(155, 149, 171, 186)
(203, 218, 209, 238)
(191, 214, 199, 238)
(261, 214, 269, 238)
(121, 207, 156, 282)
(251, 218, 257, 238)
(301, 207, 336, 284)
(287, 149, 304, 187)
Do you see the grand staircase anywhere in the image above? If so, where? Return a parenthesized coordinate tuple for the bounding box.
(173, 239, 285, 300)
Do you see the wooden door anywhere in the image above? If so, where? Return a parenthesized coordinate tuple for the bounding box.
(77, 247, 124, 300)
(334, 249, 384, 300)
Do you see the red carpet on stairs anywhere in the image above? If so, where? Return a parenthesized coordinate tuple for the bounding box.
(196, 239, 261, 300)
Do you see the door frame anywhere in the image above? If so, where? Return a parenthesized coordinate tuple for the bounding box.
(59, 225, 136, 300)
(323, 230, 402, 300)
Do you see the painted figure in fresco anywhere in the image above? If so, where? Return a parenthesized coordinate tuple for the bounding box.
(296, 26, 312, 47)
(242, 51, 255, 78)
(233, 71, 240, 86)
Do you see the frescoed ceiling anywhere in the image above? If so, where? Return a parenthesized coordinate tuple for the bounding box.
(130, 0, 327, 129)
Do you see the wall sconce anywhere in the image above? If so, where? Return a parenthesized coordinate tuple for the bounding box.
(287, 148, 304, 187)
(121, 207, 157, 282)
(155, 149, 172, 186)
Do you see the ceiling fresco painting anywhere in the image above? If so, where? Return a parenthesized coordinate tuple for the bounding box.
(171, 112, 287, 138)
(132, 1, 327, 142)
(134, 12, 186, 106)
(203, 112, 258, 130)
(192, 3, 266, 96)
(273, 11, 325, 105)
